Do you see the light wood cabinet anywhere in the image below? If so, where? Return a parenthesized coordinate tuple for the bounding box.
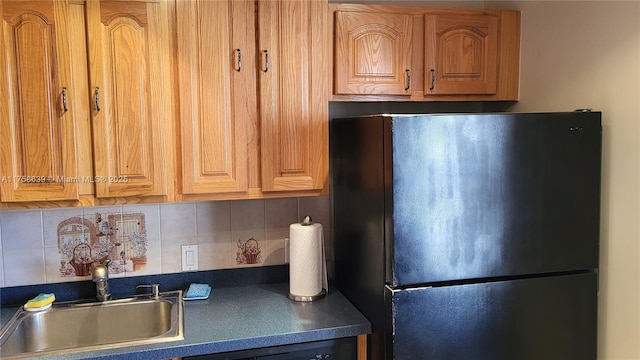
(0, 0, 79, 202)
(258, 0, 328, 192)
(86, 0, 172, 198)
(2, 0, 328, 206)
(424, 14, 498, 95)
(334, 11, 412, 95)
(331, 4, 520, 102)
(176, 0, 252, 195)
(178, 0, 328, 198)
(1, 0, 173, 206)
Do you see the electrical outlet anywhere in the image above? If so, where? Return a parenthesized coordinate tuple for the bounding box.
(181, 245, 198, 271)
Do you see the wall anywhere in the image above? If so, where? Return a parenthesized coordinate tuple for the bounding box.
(0, 197, 331, 288)
(485, 2, 640, 359)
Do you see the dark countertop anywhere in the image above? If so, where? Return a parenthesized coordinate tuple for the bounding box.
(0, 283, 371, 360)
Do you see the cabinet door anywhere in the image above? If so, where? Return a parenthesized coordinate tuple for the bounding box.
(86, 0, 170, 198)
(258, 338, 356, 359)
(334, 11, 412, 95)
(424, 14, 498, 95)
(176, 0, 253, 195)
(258, 0, 328, 192)
(0, 0, 78, 202)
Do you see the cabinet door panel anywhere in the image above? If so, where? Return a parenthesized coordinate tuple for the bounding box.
(87, 0, 168, 198)
(0, 0, 78, 202)
(425, 14, 498, 95)
(258, 0, 328, 192)
(335, 11, 412, 95)
(177, 0, 250, 195)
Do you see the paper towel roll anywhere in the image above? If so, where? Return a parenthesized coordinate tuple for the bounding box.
(289, 222, 327, 300)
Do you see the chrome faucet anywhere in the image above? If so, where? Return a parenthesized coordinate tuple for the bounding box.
(91, 260, 111, 301)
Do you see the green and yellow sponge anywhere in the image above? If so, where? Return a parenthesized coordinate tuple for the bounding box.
(24, 293, 55, 311)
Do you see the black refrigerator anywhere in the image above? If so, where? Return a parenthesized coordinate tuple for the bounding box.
(330, 112, 601, 360)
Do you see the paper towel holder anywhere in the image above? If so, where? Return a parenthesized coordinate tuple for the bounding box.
(288, 215, 327, 302)
(288, 288, 326, 302)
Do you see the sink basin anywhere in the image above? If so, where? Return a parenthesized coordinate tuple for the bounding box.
(0, 291, 183, 359)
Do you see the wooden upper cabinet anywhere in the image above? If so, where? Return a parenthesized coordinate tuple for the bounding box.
(334, 11, 412, 95)
(424, 14, 498, 95)
(86, 0, 171, 198)
(0, 0, 79, 202)
(330, 4, 520, 101)
(258, 0, 328, 192)
(176, 0, 253, 195)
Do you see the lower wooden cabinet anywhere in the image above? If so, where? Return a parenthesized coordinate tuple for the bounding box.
(184, 337, 358, 360)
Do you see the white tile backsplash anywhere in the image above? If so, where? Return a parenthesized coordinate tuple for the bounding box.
(128, 237, 162, 276)
(87, 205, 123, 242)
(231, 199, 265, 232)
(230, 200, 266, 268)
(1, 210, 43, 250)
(265, 198, 298, 232)
(42, 208, 83, 248)
(160, 202, 196, 238)
(198, 240, 233, 270)
(264, 233, 287, 266)
(161, 236, 198, 273)
(298, 196, 331, 229)
(124, 204, 161, 240)
(3, 248, 46, 286)
(44, 246, 80, 283)
(196, 201, 231, 239)
(1, 196, 330, 287)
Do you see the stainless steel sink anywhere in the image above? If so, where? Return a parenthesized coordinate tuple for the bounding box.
(0, 291, 183, 359)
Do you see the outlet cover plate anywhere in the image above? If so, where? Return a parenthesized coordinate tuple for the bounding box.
(181, 245, 198, 271)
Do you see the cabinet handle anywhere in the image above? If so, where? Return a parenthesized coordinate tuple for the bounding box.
(261, 50, 269, 72)
(61, 87, 68, 112)
(404, 69, 411, 91)
(234, 48, 241, 72)
(94, 87, 100, 111)
(429, 69, 436, 91)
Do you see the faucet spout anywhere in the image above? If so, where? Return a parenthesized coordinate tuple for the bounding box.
(91, 260, 111, 301)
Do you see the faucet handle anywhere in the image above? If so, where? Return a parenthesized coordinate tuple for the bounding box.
(91, 262, 110, 281)
(137, 284, 160, 298)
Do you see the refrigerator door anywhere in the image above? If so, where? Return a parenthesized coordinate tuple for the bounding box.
(387, 112, 601, 286)
(385, 272, 598, 360)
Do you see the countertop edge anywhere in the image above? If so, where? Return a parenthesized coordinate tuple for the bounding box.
(1, 283, 371, 360)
